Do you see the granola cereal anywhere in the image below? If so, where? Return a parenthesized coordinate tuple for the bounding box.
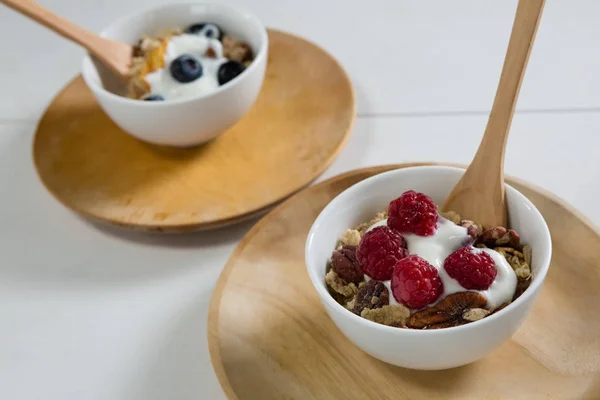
(361, 305, 410, 327)
(336, 229, 361, 248)
(325, 269, 358, 302)
(324, 190, 534, 330)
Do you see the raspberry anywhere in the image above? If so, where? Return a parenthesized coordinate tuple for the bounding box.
(356, 226, 408, 281)
(387, 190, 438, 236)
(391, 255, 443, 308)
(444, 247, 497, 290)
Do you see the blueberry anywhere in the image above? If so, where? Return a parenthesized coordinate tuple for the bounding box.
(185, 23, 223, 40)
(170, 55, 203, 83)
(144, 94, 164, 101)
(218, 61, 245, 85)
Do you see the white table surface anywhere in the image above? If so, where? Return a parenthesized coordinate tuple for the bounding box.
(1, 1, 599, 399)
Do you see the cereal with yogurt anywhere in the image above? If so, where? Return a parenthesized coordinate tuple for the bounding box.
(127, 23, 254, 101)
(325, 190, 532, 329)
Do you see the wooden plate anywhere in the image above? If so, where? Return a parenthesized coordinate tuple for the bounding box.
(33, 30, 355, 232)
(208, 163, 600, 399)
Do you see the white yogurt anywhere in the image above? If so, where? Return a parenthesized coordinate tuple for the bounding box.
(365, 217, 517, 309)
(477, 247, 518, 308)
(145, 34, 226, 100)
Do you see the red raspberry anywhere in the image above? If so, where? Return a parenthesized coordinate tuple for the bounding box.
(444, 247, 497, 290)
(391, 255, 443, 308)
(388, 190, 438, 236)
(356, 226, 408, 281)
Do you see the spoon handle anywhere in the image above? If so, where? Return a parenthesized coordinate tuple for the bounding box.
(1, 0, 131, 78)
(475, 0, 546, 165)
(442, 0, 545, 228)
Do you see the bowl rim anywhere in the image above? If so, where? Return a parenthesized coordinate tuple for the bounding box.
(80, 1, 269, 106)
(305, 165, 553, 336)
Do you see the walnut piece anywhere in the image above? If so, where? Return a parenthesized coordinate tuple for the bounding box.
(337, 229, 361, 248)
(353, 281, 389, 315)
(330, 245, 363, 285)
(325, 269, 358, 300)
(222, 34, 253, 62)
(407, 292, 488, 329)
(361, 304, 410, 327)
(480, 226, 521, 249)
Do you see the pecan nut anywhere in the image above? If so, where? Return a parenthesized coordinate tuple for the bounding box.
(330, 245, 363, 285)
(479, 226, 521, 249)
(407, 292, 488, 329)
(353, 280, 389, 314)
(459, 220, 482, 239)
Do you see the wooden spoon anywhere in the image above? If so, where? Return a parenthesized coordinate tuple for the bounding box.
(441, 0, 546, 228)
(2, 0, 132, 81)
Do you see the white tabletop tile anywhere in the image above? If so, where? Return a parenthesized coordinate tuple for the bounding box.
(321, 112, 600, 224)
(1, 0, 600, 121)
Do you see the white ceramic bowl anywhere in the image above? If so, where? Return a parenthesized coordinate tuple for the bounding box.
(81, 2, 268, 147)
(305, 166, 552, 370)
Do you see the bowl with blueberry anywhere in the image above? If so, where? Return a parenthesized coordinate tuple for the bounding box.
(81, 2, 268, 146)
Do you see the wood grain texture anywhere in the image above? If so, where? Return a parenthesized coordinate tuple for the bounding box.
(442, 0, 545, 228)
(33, 30, 355, 232)
(208, 163, 600, 400)
(1, 0, 131, 80)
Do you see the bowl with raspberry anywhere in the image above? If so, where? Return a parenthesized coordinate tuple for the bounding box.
(305, 166, 552, 370)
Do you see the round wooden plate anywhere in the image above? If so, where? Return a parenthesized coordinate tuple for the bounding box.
(208, 163, 600, 399)
(33, 30, 355, 232)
